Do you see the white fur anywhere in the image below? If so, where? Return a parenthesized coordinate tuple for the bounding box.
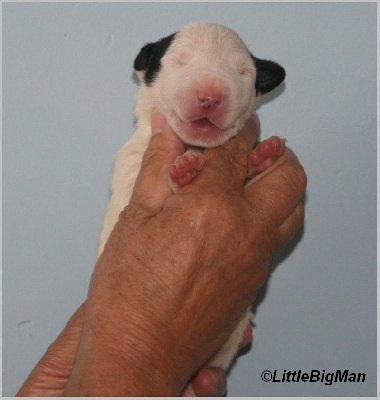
(98, 22, 257, 371)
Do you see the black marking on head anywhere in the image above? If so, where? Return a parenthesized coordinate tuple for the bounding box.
(134, 33, 177, 86)
(250, 54, 286, 95)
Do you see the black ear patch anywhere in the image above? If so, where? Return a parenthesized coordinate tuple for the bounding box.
(251, 54, 286, 95)
(134, 33, 177, 86)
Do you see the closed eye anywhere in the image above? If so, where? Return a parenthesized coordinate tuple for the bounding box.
(240, 66, 255, 76)
(170, 53, 190, 66)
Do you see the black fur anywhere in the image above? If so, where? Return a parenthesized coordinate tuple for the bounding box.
(251, 54, 286, 95)
(134, 33, 177, 86)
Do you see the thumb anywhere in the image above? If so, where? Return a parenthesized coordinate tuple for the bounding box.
(130, 109, 186, 215)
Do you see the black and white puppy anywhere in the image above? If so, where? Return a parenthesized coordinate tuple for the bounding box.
(98, 22, 285, 371)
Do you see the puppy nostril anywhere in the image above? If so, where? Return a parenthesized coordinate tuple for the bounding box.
(197, 93, 222, 109)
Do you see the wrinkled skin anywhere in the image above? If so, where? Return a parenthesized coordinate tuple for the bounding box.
(17, 303, 251, 396)
(18, 110, 306, 397)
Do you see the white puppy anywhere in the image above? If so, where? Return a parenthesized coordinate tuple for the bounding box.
(98, 22, 285, 371)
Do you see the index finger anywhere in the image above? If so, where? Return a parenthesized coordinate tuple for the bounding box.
(192, 114, 260, 191)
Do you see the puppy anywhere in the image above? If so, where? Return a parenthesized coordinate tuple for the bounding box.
(98, 22, 286, 371)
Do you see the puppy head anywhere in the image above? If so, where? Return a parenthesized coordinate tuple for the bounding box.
(134, 22, 285, 147)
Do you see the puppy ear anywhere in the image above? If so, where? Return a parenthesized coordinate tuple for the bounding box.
(251, 54, 286, 95)
(134, 42, 157, 72)
(134, 33, 176, 86)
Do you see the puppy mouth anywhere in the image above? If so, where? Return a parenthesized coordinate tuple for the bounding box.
(188, 117, 220, 131)
(174, 115, 235, 147)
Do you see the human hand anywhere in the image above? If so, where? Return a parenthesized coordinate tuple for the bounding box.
(62, 110, 305, 396)
(17, 303, 244, 396)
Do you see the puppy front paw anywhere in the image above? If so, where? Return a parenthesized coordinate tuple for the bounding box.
(248, 136, 286, 178)
(169, 150, 206, 191)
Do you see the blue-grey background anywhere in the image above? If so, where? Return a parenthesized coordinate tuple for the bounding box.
(3, 2, 377, 397)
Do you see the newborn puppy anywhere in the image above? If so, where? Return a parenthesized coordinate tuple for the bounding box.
(98, 22, 286, 371)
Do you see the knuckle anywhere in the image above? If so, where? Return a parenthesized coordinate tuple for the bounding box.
(141, 135, 169, 170)
(190, 189, 241, 233)
(276, 162, 307, 201)
(206, 189, 238, 219)
(141, 147, 163, 169)
(281, 152, 307, 193)
(293, 164, 307, 192)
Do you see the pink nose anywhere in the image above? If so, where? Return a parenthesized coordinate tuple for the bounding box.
(196, 91, 223, 110)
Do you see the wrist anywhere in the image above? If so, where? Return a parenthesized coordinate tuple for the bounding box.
(64, 345, 181, 396)
(63, 314, 183, 396)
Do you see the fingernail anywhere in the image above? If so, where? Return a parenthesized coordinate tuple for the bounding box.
(151, 109, 167, 135)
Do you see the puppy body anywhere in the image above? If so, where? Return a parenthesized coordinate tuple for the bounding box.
(98, 22, 285, 370)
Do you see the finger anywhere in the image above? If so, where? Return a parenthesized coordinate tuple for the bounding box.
(245, 147, 307, 227)
(277, 200, 305, 249)
(130, 109, 186, 215)
(190, 368, 227, 397)
(191, 114, 260, 191)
